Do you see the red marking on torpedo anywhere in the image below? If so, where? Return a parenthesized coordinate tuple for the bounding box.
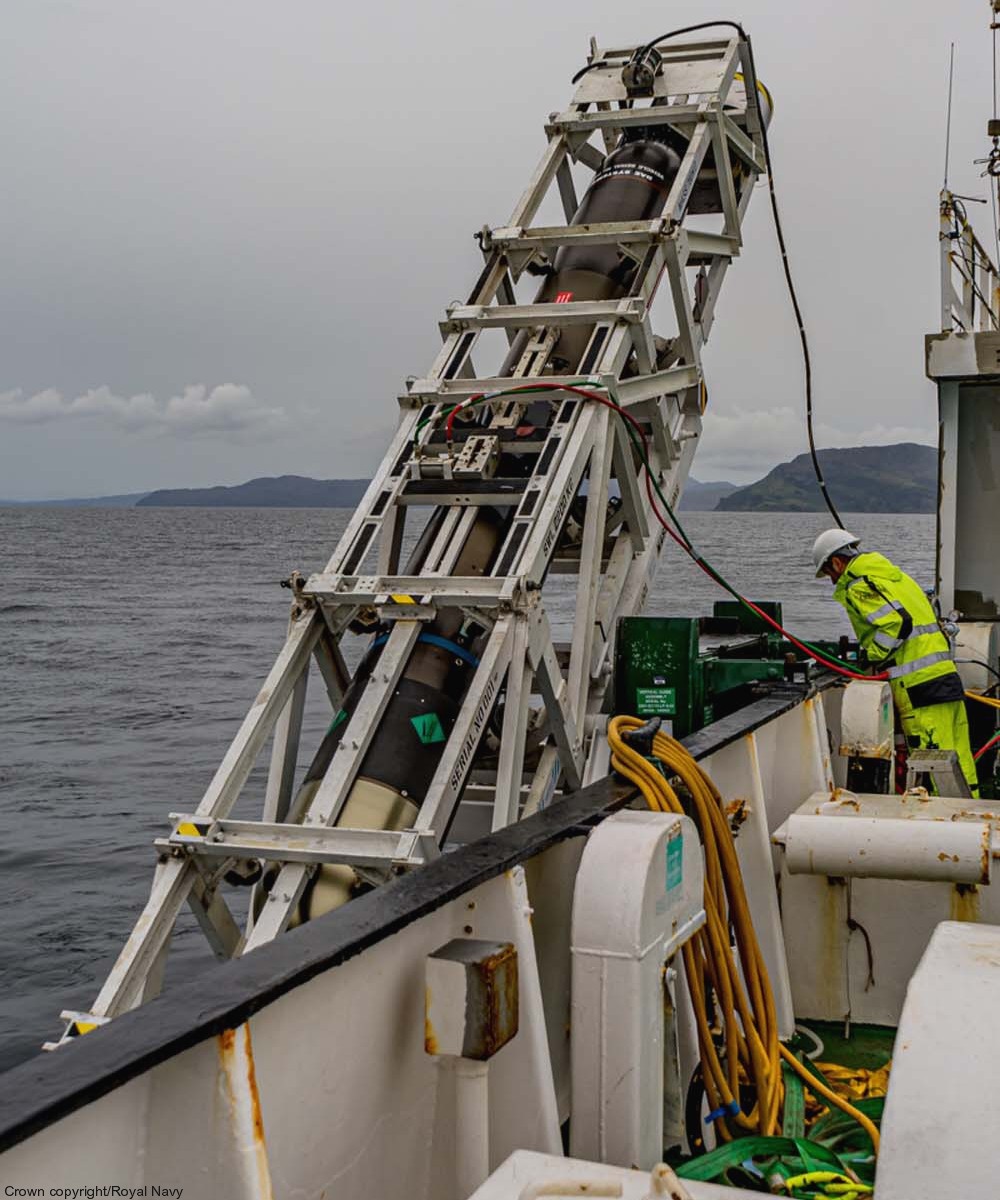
(554, 291, 574, 303)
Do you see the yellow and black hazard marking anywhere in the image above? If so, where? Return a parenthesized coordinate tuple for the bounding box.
(173, 818, 211, 838)
(61, 1011, 109, 1038)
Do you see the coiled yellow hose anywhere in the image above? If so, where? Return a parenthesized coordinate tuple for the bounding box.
(608, 715, 782, 1138)
(608, 715, 880, 1156)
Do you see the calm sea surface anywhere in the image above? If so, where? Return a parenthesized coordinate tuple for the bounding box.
(0, 507, 933, 1070)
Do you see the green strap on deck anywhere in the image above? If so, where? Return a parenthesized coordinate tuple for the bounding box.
(782, 1059, 806, 1139)
(810, 1097, 885, 1147)
(675, 1135, 848, 1182)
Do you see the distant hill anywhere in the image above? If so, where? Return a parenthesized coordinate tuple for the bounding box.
(5, 445, 938, 512)
(679, 478, 738, 511)
(716, 444, 937, 513)
(137, 475, 369, 507)
(0, 492, 148, 507)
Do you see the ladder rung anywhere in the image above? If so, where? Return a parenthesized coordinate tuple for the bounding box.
(160, 815, 439, 868)
(406, 372, 612, 402)
(302, 573, 521, 609)
(398, 478, 528, 506)
(441, 297, 645, 334)
(548, 103, 711, 134)
(406, 365, 697, 405)
(423, 436, 549, 456)
(487, 218, 672, 253)
(483, 222, 743, 267)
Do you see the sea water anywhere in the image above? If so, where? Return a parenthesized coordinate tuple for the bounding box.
(0, 506, 933, 1070)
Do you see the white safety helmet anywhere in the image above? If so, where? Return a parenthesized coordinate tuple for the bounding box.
(812, 528, 860, 577)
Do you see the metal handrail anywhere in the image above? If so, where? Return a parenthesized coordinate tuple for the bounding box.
(940, 189, 1000, 332)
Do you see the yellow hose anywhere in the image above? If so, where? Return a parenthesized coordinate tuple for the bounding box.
(608, 716, 781, 1137)
(966, 690, 1000, 711)
(608, 716, 879, 1157)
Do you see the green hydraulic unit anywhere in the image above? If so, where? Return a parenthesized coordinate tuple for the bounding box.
(614, 602, 851, 738)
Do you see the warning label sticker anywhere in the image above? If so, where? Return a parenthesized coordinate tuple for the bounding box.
(636, 686, 676, 715)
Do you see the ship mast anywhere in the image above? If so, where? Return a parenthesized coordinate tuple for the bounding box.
(926, 4, 1000, 707)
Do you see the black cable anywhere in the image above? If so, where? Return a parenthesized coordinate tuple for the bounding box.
(742, 34, 846, 528)
(955, 658, 1000, 683)
(571, 60, 622, 85)
(638, 20, 748, 58)
(573, 22, 747, 84)
(574, 20, 845, 527)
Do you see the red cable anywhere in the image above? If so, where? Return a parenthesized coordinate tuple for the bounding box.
(439, 382, 885, 682)
(974, 730, 1000, 762)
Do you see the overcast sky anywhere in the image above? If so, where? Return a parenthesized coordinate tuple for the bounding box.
(0, 0, 993, 498)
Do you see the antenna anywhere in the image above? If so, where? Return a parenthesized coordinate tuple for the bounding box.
(944, 41, 955, 188)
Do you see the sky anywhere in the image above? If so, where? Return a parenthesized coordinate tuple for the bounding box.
(0, 0, 994, 498)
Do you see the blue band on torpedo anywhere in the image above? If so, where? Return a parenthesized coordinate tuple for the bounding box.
(416, 633, 480, 667)
(368, 632, 480, 668)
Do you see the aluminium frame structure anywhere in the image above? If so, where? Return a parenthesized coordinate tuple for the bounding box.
(55, 33, 770, 1041)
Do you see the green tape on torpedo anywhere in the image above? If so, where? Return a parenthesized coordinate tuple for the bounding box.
(327, 709, 348, 734)
(410, 712, 446, 745)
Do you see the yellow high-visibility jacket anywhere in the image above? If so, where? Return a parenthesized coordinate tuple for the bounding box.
(832, 552, 964, 707)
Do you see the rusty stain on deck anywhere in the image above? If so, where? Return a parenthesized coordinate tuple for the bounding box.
(477, 942, 519, 1059)
(822, 878, 845, 995)
(243, 1028, 267, 1147)
(951, 884, 981, 922)
(724, 797, 749, 833)
(217, 1022, 273, 1198)
(424, 985, 440, 1055)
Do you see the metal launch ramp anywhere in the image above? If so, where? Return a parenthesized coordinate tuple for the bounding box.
(54, 33, 772, 1040)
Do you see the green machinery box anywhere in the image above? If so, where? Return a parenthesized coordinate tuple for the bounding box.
(614, 616, 705, 735)
(613, 603, 787, 738)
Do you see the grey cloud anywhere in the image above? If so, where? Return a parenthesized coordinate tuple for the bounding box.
(0, 0, 986, 498)
(0, 383, 287, 439)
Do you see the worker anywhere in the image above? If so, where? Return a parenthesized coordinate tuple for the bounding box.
(812, 528, 979, 796)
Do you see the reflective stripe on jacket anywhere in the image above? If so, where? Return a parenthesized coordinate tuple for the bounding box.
(832, 552, 961, 706)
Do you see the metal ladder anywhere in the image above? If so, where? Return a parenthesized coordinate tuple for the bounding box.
(905, 748, 973, 798)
